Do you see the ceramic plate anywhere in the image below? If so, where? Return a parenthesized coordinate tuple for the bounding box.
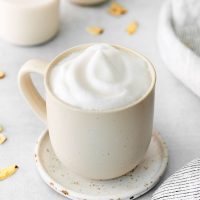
(35, 130, 168, 200)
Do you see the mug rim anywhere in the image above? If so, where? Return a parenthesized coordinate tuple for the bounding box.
(44, 43, 156, 113)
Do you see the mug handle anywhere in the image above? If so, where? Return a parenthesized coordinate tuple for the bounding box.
(18, 59, 49, 123)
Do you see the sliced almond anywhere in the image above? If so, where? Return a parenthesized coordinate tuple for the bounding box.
(108, 2, 127, 16)
(86, 26, 104, 36)
(0, 125, 3, 133)
(0, 71, 5, 79)
(0, 165, 18, 180)
(0, 133, 7, 144)
(127, 22, 138, 35)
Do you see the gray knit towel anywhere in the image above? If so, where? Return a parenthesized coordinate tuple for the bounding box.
(158, 0, 200, 97)
(152, 158, 200, 200)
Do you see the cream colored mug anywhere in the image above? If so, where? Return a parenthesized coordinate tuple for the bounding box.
(18, 44, 156, 180)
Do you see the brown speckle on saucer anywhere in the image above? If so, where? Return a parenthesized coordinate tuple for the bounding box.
(61, 190, 68, 195)
(50, 182, 54, 186)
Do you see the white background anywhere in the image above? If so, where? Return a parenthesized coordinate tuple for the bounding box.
(1, 0, 200, 199)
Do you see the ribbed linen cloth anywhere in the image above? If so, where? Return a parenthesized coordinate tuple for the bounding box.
(158, 0, 200, 97)
(152, 158, 200, 200)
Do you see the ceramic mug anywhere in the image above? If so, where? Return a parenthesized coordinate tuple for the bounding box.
(18, 44, 156, 180)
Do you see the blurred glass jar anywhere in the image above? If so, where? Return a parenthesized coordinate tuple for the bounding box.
(0, 0, 59, 46)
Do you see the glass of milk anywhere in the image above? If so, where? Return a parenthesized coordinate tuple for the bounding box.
(0, 0, 59, 46)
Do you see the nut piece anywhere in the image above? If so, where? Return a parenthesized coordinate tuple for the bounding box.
(0, 165, 19, 180)
(0, 71, 5, 79)
(0, 133, 7, 144)
(0, 125, 3, 133)
(108, 2, 127, 16)
(86, 26, 104, 36)
(127, 22, 138, 35)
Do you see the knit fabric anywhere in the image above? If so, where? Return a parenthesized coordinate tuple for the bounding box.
(158, 0, 200, 97)
(152, 158, 200, 200)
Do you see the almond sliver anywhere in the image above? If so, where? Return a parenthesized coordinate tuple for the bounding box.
(127, 22, 138, 35)
(0, 71, 5, 79)
(0, 133, 7, 144)
(0, 165, 19, 180)
(108, 2, 127, 16)
(86, 26, 104, 36)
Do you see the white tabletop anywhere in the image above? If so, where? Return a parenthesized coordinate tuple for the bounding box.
(1, 0, 200, 199)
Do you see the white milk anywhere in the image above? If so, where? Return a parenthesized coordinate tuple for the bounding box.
(50, 44, 152, 110)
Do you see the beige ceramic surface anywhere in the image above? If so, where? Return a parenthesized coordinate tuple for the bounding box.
(0, 0, 59, 46)
(18, 44, 156, 180)
(35, 130, 168, 200)
(70, 0, 107, 5)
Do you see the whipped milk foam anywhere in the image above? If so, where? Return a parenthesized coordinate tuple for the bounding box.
(50, 44, 152, 110)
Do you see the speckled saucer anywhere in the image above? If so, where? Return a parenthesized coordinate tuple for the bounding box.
(35, 130, 168, 200)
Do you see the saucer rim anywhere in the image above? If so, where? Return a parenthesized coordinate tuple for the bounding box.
(35, 130, 168, 200)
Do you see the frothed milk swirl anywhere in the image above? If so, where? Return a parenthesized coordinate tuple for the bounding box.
(50, 44, 152, 110)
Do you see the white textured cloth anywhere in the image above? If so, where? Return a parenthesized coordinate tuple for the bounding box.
(158, 0, 200, 97)
(152, 158, 200, 200)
